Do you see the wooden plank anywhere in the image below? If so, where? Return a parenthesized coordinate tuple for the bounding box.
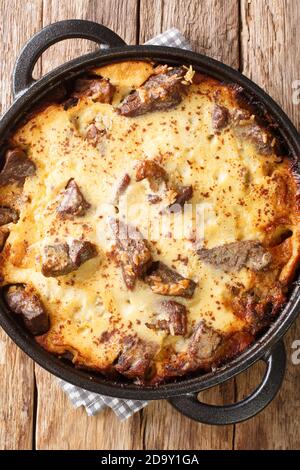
(41, 0, 137, 75)
(142, 380, 235, 450)
(139, 0, 240, 68)
(235, 0, 300, 450)
(35, 0, 141, 450)
(0, 0, 43, 450)
(139, 0, 240, 449)
(240, 0, 300, 130)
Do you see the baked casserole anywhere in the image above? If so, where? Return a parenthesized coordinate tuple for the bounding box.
(0, 60, 299, 384)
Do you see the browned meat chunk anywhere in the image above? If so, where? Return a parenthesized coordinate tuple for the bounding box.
(113, 174, 131, 203)
(5, 284, 49, 335)
(198, 240, 272, 272)
(168, 185, 193, 211)
(42, 240, 97, 277)
(212, 104, 230, 130)
(73, 77, 115, 103)
(118, 67, 188, 117)
(42, 243, 72, 277)
(115, 336, 157, 379)
(68, 239, 98, 267)
(110, 219, 152, 289)
(85, 124, 105, 143)
(234, 122, 274, 155)
(135, 159, 167, 192)
(57, 179, 91, 217)
(188, 321, 222, 360)
(144, 261, 196, 298)
(0, 227, 9, 252)
(146, 300, 187, 335)
(0, 206, 19, 225)
(0, 148, 36, 186)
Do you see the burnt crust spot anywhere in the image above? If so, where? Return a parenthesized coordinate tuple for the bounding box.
(41, 240, 97, 277)
(146, 300, 187, 336)
(110, 219, 152, 289)
(212, 104, 230, 130)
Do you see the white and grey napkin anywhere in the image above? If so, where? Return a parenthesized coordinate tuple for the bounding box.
(59, 28, 192, 420)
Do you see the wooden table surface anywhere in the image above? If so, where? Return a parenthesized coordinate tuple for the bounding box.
(0, 0, 299, 450)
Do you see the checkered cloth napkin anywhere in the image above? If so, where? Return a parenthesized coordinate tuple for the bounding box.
(59, 28, 192, 420)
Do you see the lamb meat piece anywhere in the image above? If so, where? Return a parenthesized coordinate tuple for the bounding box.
(135, 159, 167, 192)
(118, 67, 188, 117)
(144, 261, 197, 298)
(115, 336, 157, 379)
(73, 77, 115, 103)
(41, 240, 97, 277)
(234, 122, 274, 155)
(57, 179, 91, 217)
(0, 206, 19, 225)
(41, 243, 74, 277)
(146, 300, 187, 335)
(5, 284, 49, 335)
(212, 104, 230, 130)
(0, 148, 36, 186)
(188, 321, 222, 360)
(85, 123, 106, 143)
(69, 240, 98, 267)
(198, 240, 272, 272)
(0, 227, 9, 252)
(168, 185, 193, 211)
(110, 219, 152, 289)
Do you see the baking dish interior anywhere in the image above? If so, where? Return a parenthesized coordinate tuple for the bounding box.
(0, 46, 300, 399)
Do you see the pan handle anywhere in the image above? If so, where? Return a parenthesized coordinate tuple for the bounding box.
(168, 341, 286, 425)
(13, 19, 126, 97)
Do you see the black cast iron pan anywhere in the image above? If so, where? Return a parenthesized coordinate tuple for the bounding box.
(0, 20, 299, 425)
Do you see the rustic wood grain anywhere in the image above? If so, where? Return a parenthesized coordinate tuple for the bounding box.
(139, 0, 240, 450)
(240, 0, 300, 130)
(0, 334, 35, 450)
(0, 0, 43, 450)
(234, 0, 300, 450)
(35, 0, 140, 450)
(139, 0, 240, 68)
